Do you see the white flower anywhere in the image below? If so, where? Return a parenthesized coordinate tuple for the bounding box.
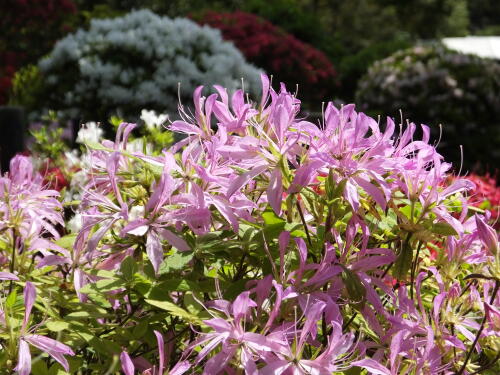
(140, 109, 168, 130)
(64, 150, 81, 168)
(129, 205, 145, 222)
(126, 138, 153, 154)
(76, 122, 103, 145)
(67, 212, 83, 233)
(39, 10, 263, 118)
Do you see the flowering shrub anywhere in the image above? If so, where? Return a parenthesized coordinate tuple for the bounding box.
(0, 0, 76, 104)
(36, 9, 262, 120)
(0, 76, 499, 374)
(465, 173, 500, 228)
(356, 44, 500, 172)
(196, 11, 338, 102)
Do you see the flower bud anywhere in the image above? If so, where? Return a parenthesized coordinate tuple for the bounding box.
(475, 215, 498, 256)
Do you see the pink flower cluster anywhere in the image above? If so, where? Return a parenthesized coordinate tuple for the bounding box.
(1, 75, 498, 374)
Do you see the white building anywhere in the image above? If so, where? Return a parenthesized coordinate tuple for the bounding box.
(442, 36, 500, 59)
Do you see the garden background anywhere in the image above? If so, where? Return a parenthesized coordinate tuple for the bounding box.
(2, 0, 500, 175)
(1, 1, 500, 374)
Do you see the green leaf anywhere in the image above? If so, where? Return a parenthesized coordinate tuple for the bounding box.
(55, 234, 77, 249)
(109, 115, 124, 128)
(430, 222, 458, 236)
(6, 289, 17, 308)
(289, 228, 307, 239)
(78, 278, 125, 294)
(223, 279, 248, 300)
(262, 209, 286, 239)
(262, 210, 286, 226)
(132, 320, 149, 339)
(31, 360, 49, 375)
(399, 205, 413, 220)
(85, 337, 121, 356)
(147, 279, 201, 299)
(85, 141, 111, 151)
(158, 251, 194, 274)
(340, 267, 366, 309)
(145, 299, 203, 324)
(393, 239, 413, 281)
(326, 168, 335, 199)
(184, 292, 209, 317)
(65, 310, 112, 320)
(120, 256, 137, 281)
(133, 273, 152, 296)
(46, 320, 70, 332)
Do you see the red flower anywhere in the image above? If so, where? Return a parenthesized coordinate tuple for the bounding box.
(466, 173, 500, 227)
(195, 11, 338, 102)
(42, 166, 69, 191)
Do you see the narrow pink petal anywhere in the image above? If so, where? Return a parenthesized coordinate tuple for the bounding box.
(170, 121, 203, 135)
(441, 179, 475, 198)
(260, 74, 270, 108)
(146, 231, 164, 275)
(120, 351, 135, 375)
(287, 160, 324, 194)
(213, 85, 228, 105)
(475, 215, 499, 256)
(24, 335, 74, 372)
(433, 207, 463, 235)
(209, 195, 239, 232)
(212, 101, 233, 124)
(390, 330, 405, 370)
(36, 255, 71, 269)
(202, 347, 235, 375)
(232, 291, 257, 322)
(299, 301, 326, 349)
(0, 271, 19, 281)
(170, 360, 190, 375)
(15, 340, 31, 375)
(226, 164, 267, 198)
(352, 359, 391, 375)
(204, 318, 232, 333)
(45, 350, 70, 372)
(294, 238, 308, 283)
(193, 86, 204, 121)
(267, 168, 283, 215)
(261, 360, 291, 375)
(22, 282, 36, 332)
(122, 219, 149, 237)
(24, 334, 74, 355)
(154, 331, 165, 375)
(344, 180, 360, 212)
(160, 229, 190, 252)
(354, 177, 387, 210)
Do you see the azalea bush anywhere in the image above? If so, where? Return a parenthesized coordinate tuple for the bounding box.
(32, 9, 261, 121)
(356, 44, 500, 172)
(196, 11, 338, 103)
(1, 75, 499, 374)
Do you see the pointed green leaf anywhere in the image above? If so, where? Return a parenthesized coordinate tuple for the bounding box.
(430, 222, 458, 236)
(145, 299, 203, 324)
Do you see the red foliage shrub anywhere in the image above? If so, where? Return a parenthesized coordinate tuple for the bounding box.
(196, 11, 339, 102)
(0, 0, 76, 104)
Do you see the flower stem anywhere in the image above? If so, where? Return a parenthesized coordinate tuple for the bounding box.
(8, 230, 17, 294)
(410, 241, 423, 300)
